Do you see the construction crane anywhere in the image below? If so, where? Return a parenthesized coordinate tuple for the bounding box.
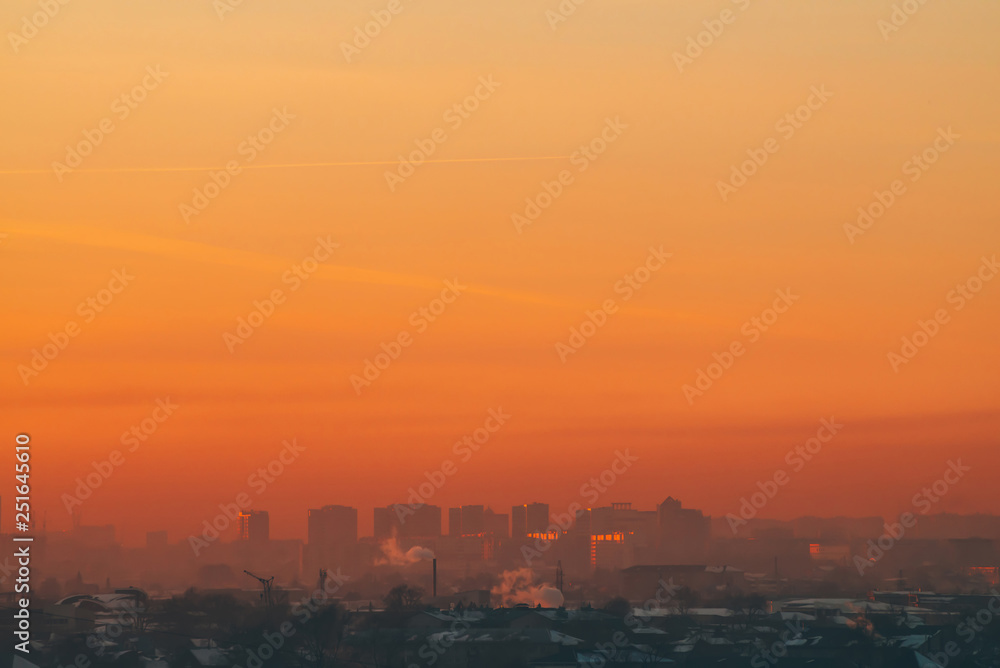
(244, 570, 274, 610)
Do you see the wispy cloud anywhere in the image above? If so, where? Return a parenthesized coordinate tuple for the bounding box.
(0, 155, 568, 176)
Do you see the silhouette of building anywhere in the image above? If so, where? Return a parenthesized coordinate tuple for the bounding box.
(449, 507, 463, 536)
(657, 497, 710, 561)
(308, 505, 357, 546)
(560, 507, 592, 575)
(512, 504, 526, 538)
(238, 510, 269, 543)
(485, 508, 509, 539)
(304, 506, 356, 575)
(527, 503, 549, 533)
(512, 503, 549, 538)
(374, 504, 441, 539)
(461, 505, 485, 535)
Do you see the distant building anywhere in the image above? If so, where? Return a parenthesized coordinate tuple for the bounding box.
(308, 505, 357, 546)
(449, 508, 463, 536)
(512, 505, 526, 538)
(484, 508, 509, 539)
(461, 505, 485, 535)
(513, 503, 550, 537)
(527, 503, 549, 534)
(374, 504, 441, 539)
(658, 497, 709, 551)
(238, 510, 269, 543)
(305, 505, 357, 573)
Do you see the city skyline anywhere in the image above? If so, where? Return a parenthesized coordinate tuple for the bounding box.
(36, 493, 999, 550)
(3, 1, 999, 662)
(3, 0, 999, 550)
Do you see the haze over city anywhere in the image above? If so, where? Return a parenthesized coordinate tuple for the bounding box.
(1, 0, 999, 665)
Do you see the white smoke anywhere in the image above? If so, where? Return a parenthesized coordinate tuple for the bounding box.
(376, 537, 435, 566)
(492, 568, 564, 608)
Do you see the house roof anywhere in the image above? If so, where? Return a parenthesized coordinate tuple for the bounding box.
(190, 649, 230, 667)
(425, 628, 583, 645)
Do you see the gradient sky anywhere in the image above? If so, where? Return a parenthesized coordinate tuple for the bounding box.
(1, 0, 998, 545)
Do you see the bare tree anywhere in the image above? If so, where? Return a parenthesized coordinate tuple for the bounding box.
(295, 604, 348, 668)
(383, 584, 425, 612)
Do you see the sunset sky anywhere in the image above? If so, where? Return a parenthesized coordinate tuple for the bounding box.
(2, 0, 998, 546)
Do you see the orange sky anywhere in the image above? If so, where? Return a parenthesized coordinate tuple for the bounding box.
(1, 0, 998, 545)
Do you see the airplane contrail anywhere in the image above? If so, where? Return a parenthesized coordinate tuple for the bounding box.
(0, 155, 569, 175)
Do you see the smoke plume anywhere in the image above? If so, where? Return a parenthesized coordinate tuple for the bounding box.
(492, 568, 565, 607)
(376, 537, 435, 566)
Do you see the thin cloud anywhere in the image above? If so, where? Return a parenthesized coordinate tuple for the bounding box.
(3, 223, 577, 310)
(4, 224, 702, 322)
(0, 155, 568, 176)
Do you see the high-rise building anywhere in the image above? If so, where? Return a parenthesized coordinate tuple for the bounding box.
(308, 505, 357, 547)
(511, 504, 527, 538)
(374, 504, 441, 539)
(571, 507, 591, 536)
(374, 506, 395, 539)
(658, 497, 709, 544)
(484, 508, 509, 539)
(460, 505, 485, 535)
(526, 503, 549, 534)
(513, 503, 551, 537)
(449, 507, 463, 536)
(238, 510, 269, 543)
(561, 507, 592, 575)
(305, 506, 358, 575)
